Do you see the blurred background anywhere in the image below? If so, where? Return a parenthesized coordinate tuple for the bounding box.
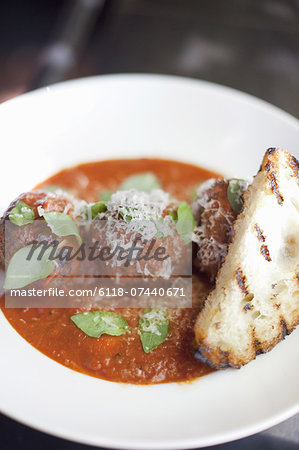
(1, 0, 299, 449)
(1, 0, 299, 117)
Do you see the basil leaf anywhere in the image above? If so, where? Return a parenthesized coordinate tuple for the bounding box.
(119, 206, 134, 222)
(120, 173, 162, 193)
(9, 201, 35, 226)
(227, 179, 246, 214)
(71, 311, 130, 338)
(139, 309, 169, 353)
(168, 211, 178, 221)
(175, 202, 195, 244)
(153, 216, 171, 238)
(3, 245, 55, 289)
(41, 185, 70, 194)
(100, 190, 113, 202)
(119, 211, 132, 222)
(85, 201, 107, 219)
(43, 211, 82, 244)
(119, 206, 139, 223)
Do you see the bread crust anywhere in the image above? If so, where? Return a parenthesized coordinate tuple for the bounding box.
(194, 148, 299, 369)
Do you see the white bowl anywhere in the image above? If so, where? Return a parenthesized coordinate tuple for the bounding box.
(0, 74, 299, 449)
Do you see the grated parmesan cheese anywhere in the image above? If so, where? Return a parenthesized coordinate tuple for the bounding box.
(139, 309, 167, 335)
(103, 189, 173, 248)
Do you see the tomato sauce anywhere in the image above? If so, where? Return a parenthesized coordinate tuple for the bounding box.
(1, 159, 218, 384)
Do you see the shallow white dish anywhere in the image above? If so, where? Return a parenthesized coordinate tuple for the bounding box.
(0, 74, 299, 449)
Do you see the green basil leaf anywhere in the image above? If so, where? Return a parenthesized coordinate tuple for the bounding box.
(100, 190, 113, 202)
(168, 211, 178, 221)
(3, 245, 55, 289)
(119, 206, 133, 222)
(175, 201, 195, 244)
(71, 311, 130, 338)
(9, 201, 35, 226)
(43, 211, 82, 244)
(120, 173, 162, 193)
(227, 179, 246, 214)
(153, 216, 171, 238)
(139, 309, 169, 353)
(119, 206, 139, 223)
(119, 211, 132, 222)
(85, 201, 107, 219)
(41, 185, 70, 194)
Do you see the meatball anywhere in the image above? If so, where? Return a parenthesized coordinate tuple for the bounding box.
(85, 209, 189, 280)
(84, 188, 189, 282)
(192, 179, 239, 282)
(0, 190, 80, 267)
(1, 189, 189, 303)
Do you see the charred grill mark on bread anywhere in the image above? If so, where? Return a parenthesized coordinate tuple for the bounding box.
(254, 224, 271, 261)
(265, 162, 271, 172)
(244, 303, 253, 311)
(255, 224, 266, 242)
(268, 172, 284, 205)
(254, 339, 260, 348)
(261, 244, 272, 262)
(263, 148, 284, 205)
(280, 319, 289, 339)
(243, 293, 254, 312)
(255, 348, 265, 356)
(235, 268, 249, 295)
(194, 148, 299, 369)
(195, 346, 231, 369)
(289, 155, 299, 181)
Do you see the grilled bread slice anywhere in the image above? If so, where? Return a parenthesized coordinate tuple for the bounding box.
(194, 148, 299, 369)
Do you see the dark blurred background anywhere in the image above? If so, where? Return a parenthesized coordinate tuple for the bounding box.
(1, 0, 299, 449)
(0, 0, 299, 117)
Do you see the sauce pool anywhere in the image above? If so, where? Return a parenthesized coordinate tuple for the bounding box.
(1, 159, 219, 384)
